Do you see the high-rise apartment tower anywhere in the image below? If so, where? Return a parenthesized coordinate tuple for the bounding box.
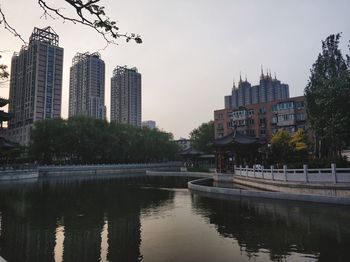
(8, 27, 63, 145)
(69, 52, 106, 120)
(225, 70, 289, 109)
(110, 66, 141, 126)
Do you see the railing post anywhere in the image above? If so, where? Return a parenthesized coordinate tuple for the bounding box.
(246, 165, 249, 177)
(304, 164, 309, 183)
(331, 163, 337, 184)
(283, 165, 287, 182)
(262, 167, 265, 179)
(253, 165, 256, 178)
(240, 165, 242, 176)
(271, 165, 274, 181)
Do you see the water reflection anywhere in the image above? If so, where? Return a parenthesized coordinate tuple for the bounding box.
(0, 176, 180, 262)
(191, 192, 350, 261)
(0, 175, 350, 261)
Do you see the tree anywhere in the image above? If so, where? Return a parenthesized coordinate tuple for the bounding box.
(0, 0, 142, 46)
(270, 129, 292, 164)
(305, 33, 350, 159)
(0, 54, 9, 80)
(190, 121, 214, 154)
(289, 128, 308, 161)
(28, 117, 178, 164)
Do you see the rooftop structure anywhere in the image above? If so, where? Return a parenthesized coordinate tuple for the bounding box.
(29, 26, 59, 46)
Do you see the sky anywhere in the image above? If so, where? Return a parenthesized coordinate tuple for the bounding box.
(1, 0, 350, 139)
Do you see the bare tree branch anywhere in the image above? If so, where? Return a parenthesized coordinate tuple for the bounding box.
(1, 1, 142, 46)
(38, 0, 142, 45)
(0, 5, 27, 44)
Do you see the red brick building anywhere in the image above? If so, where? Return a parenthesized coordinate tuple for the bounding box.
(214, 96, 309, 141)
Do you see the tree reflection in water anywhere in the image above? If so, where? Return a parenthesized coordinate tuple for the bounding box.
(0, 176, 180, 262)
(0, 175, 349, 262)
(191, 191, 350, 261)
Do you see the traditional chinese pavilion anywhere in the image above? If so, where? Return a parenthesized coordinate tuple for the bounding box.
(212, 130, 266, 173)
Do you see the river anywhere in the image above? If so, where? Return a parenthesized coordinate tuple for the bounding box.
(0, 175, 349, 261)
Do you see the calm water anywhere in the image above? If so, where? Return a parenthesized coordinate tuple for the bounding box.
(0, 175, 350, 262)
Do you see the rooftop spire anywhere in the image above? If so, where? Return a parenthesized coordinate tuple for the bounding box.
(261, 65, 264, 79)
(239, 72, 242, 84)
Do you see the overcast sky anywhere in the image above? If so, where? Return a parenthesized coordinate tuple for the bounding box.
(1, 0, 349, 139)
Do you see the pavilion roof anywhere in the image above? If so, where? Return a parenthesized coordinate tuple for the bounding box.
(0, 98, 9, 107)
(179, 147, 203, 156)
(211, 131, 266, 147)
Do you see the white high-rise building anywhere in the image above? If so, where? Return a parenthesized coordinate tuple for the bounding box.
(8, 27, 64, 145)
(110, 66, 141, 126)
(69, 52, 106, 120)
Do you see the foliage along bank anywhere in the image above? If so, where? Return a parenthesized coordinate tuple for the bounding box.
(29, 117, 179, 164)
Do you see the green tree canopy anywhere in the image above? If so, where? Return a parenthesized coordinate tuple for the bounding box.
(270, 129, 292, 164)
(189, 121, 214, 154)
(29, 117, 179, 164)
(305, 33, 350, 159)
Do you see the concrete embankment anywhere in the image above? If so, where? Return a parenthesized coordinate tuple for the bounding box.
(146, 170, 212, 178)
(0, 169, 38, 181)
(0, 162, 181, 181)
(188, 178, 350, 205)
(38, 163, 181, 177)
(233, 175, 350, 198)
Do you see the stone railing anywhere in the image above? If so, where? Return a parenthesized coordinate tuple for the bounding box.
(234, 164, 350, 184)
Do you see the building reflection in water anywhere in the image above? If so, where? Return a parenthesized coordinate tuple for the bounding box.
(0, 176, 176, 262)
(191, 191, 350, 261)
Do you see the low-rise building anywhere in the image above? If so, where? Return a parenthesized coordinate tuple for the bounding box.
(214, 96, 309, 140)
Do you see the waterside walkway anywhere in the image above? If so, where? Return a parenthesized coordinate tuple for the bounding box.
(146, 164, 350, 205)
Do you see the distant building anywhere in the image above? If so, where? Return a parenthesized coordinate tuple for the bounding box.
(214, 96, 309, 140)
(69, 52, 106, 120)
(225, 70, 289, 109)
(142, 120, 156, 129)
(7, 27, 63, 145)
(110, 66, 141, 126)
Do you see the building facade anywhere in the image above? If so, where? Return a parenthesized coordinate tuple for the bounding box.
(214, 96, 308, 140)
(8, 27, 63, 145)
(69, 52, 106, 120)
(110, 66, 141, 126)
(141, 120, 156, 129)
(225, 70, 289, 109)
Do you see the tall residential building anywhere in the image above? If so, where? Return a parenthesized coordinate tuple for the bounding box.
(69, 52, 106, 120)
(224, 70, 289, 109)
(110, 66, 141, 126)
(8, 27, 63, 145)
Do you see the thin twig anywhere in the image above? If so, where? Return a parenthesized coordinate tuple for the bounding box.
(0, 5, 27, 44)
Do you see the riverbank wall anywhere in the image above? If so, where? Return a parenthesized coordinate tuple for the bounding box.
(188, 178, 350, 205)
(146, 170, 212, 178)
(232, 165, 350, 197)
(0, 162, 182, 181)
(38, 162, 182, 177)
(0, 169, 39, 181)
